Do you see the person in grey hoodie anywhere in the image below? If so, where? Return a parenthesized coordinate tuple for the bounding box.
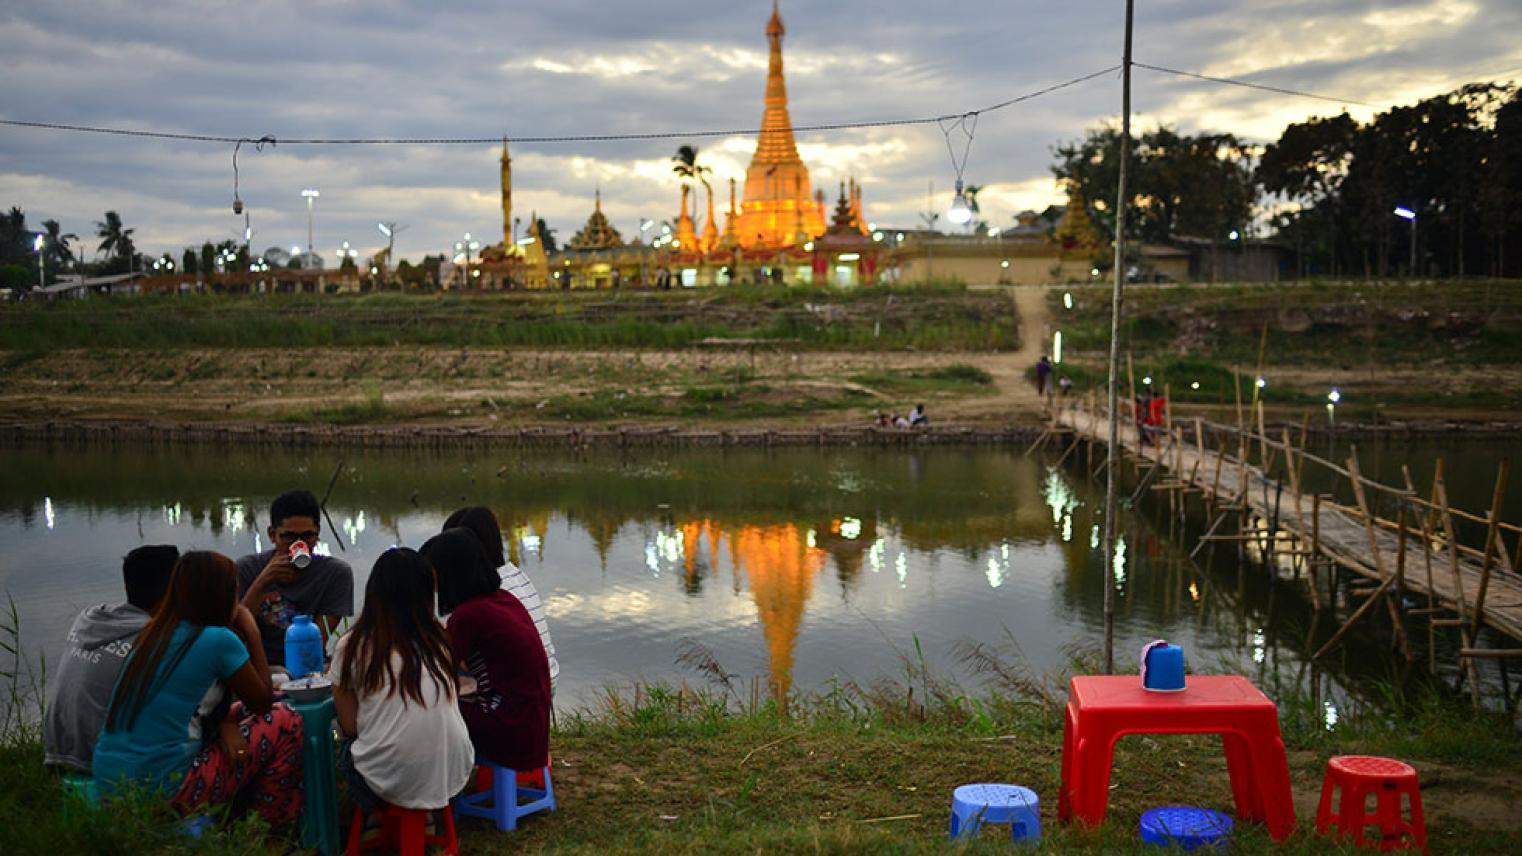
(43, 544, 178, 775)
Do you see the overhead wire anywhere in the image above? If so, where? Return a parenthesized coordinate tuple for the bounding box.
(1134, 62, 1377, 108)
(0, 66, 1121, 147)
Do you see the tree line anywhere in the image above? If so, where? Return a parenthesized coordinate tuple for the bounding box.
(1052, 81, 1521, 278)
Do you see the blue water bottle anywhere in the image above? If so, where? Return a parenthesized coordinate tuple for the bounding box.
(284, 615, 324, 678)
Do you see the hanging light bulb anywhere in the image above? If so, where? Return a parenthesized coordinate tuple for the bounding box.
(947, 180, 973, 225)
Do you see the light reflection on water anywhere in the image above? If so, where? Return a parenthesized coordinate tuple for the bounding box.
(1, 442, 1512, 712)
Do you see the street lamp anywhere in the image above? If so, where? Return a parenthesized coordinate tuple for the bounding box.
(453, 232, 481, 289)
(377, 222, 406, 285)
(301, 188, 320, 258)
(639, 220, 655, 286)
(1393, 206, 1416, 276)
(336, 241, 359, 270)
(33, 233, 44, 290)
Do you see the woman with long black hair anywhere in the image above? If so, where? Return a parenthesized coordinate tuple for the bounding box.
(328, 547, 473, 815)
(421, 528, 551, 776)
(93, 551, 304, 827)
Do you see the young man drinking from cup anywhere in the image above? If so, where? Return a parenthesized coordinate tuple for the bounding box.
(236, 489, 354, 672)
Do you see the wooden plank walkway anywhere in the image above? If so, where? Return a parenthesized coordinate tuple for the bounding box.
(1059, 407, 1522, 645)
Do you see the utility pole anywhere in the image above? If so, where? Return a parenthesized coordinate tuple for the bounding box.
(33, 234, 45, 290)
(1102, 0, 1135, 675)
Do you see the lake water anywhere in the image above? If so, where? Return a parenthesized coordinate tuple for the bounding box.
(1, 439, 1516, 715)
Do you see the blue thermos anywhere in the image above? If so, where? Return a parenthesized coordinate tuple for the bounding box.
(284, 614, 324, 677)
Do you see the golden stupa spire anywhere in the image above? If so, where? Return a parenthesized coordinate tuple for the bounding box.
(675, 184, 699, 250)
(737, 1, 824, 248)
(500, 138, 513, 248)
(1053, 181, 1103, 251)
(702, 182, 720, 253)
(721, 177, 741, 249)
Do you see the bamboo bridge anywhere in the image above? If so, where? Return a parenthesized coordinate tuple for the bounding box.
(1046, 396, 1522, 704)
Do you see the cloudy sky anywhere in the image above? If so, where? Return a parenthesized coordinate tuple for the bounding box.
(2, 0, 1518, 265)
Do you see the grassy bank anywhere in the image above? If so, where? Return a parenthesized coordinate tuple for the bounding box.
(1050, 279, 1522, 414)
(0, 285, 1018, 353)
(5, 636, 1522, 853)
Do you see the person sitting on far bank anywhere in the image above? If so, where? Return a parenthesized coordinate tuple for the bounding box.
(93, 551, 303, 828)
(910, 403, 928, 426)
(329, 548, 473, 822)
(44, 545, 179, 775)
(442, 506, 559, 696)
(236, 489, 354, 672)
(422, 529, 552, 774)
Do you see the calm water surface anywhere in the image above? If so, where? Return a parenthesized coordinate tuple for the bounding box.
(1, 440, 1516, 714)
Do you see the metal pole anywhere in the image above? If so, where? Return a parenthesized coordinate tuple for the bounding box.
(1102, 0, 1134, 675)
(1409, 216, 1417, 277)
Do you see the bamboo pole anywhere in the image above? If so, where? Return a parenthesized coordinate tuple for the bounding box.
(1100, 0, 1135, 676)
(1472, 460, 1510, 638)
(1310, 493, 1323, 611)
(1435, 461, 1483, 707)
(1346, 453, 1407, 657)
(1313, 570, 1399, 660)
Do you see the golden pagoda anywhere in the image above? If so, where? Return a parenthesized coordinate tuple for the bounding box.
(674, 185, 699, 250)
(500, 139, 514, 249)
(1053, 182, 1103, 252)
(701, 184, 721, 254)
(567, 190, 625, 250)
(735, 1, 825, 249)
(720, 178, 741, 250)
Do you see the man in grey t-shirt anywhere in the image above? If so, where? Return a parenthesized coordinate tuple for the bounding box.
(236, 489, 353, 669)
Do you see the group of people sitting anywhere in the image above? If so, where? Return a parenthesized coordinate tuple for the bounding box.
(874, 403, 929, 428)
(42, 489, 556, 838)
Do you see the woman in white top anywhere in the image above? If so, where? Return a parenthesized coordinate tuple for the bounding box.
(329, 547, 473, 814)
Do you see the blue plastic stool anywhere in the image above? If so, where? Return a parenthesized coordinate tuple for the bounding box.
(61, 773, 99, 820)
(453, 757, 556, 832)
(949, 783, 1040, 842)
(64, 773, 213, 837)
(1139, 806, 1233, 850)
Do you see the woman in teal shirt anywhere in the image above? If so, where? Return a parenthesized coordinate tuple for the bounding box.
(93, 551, 305, 829)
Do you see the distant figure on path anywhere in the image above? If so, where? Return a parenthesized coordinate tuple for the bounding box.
(1035, 355, 1053, 396)
(910, 403, 928, 426)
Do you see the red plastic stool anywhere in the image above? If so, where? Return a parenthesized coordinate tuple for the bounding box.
(345, 802, 458, 856)
(476, 752, 549, 791)
(1315, 755, 1427, 853)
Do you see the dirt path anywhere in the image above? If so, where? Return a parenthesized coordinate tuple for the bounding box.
(951, 285, 1051, 421)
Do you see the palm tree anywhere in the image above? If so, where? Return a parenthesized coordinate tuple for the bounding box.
(95, 211, 134, 259)
(41, 219, 77, 271)
(671, 144, 713, 206)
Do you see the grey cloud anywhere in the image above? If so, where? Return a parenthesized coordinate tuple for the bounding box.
(1, 0, 1516, 261)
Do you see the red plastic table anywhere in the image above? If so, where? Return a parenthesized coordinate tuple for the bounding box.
(1057, 675, 1296, 841)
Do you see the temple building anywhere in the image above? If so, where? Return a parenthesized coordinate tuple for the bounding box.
(455, 3, 1181, 292)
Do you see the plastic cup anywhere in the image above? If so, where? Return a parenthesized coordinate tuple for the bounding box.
(1143, 644, 1186, 692)
(290, 540, 312, 569)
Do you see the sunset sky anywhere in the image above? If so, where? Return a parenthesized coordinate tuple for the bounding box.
(2, 0, 1518, 264)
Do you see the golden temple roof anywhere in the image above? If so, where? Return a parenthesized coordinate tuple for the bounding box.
(567, 190, 626, 250)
